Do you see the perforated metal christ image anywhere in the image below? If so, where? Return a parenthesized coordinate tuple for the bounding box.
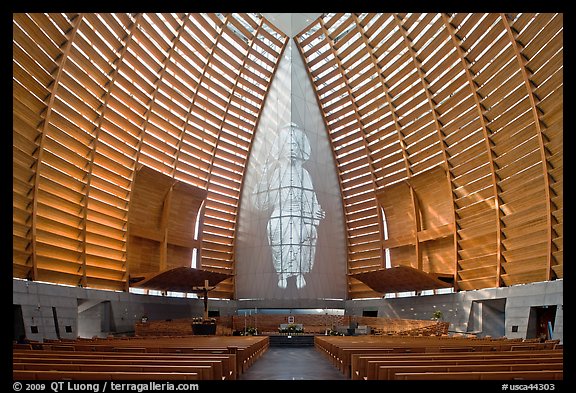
(253, 123, 325, 289)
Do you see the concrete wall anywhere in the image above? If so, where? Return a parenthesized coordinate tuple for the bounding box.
(14, 278, 563, 343)
(12, 279, 235, 340)
(13, 280, 80, 341)
(344, 279, 563, 343)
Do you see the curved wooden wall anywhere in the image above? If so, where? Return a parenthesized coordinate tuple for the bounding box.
(13, 13, 288, 298)
(13, 13, 562, 299)
(294, 13, 562, 298)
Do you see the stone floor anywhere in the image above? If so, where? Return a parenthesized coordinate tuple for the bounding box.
(239, 346, 348, 380)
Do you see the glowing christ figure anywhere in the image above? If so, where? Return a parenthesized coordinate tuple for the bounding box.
(253, 123, 325, 289)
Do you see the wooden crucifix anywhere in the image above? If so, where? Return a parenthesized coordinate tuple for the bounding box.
(192, 279, 217, 320)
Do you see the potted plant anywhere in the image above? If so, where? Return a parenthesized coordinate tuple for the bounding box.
(287, 323, 303, 334)
(432, 310, 443, 321)
(243, 326, 258, 336)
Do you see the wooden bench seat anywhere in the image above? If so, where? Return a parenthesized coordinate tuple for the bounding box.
(395, 370, 563, 380)
(367, 355, 563, 380)
(314, 335, 558, 378)
(336, 345, 503, 377)
(13, 362, 218, 380)
(13, 370, 200, 380)
(351, 350, 563, 380)
(377, 362, 563, 380)
(13, 358, 230, 381)
(13, 343, 33, 350)
(13, 350, 236, 380)
(315, 335, 563, 380)
(35, 335, 269, 375)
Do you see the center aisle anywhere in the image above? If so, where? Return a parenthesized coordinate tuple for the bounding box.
(239, 346, 348, 380)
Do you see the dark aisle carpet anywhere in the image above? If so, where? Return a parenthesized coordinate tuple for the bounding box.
(239, 346, 348, 380)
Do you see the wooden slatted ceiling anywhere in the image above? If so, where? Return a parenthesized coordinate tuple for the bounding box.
(295, 12, 562, 298)
(13, 13, 287, 299)
(13, 13, 561, 299)
(296, 14, 382, 298)
(440, 14, 502, 291)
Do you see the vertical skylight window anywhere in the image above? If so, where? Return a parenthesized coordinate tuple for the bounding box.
(380, 206, 391, 269)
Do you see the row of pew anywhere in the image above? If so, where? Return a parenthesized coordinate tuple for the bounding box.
(315, 335, 563, 380)
(13, 335, 269, 380)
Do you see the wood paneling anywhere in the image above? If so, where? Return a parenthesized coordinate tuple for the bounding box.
(13, 12, 562, 299)
(376, 166, 455, 283)
(13, 13, 288, 298)
(127, 166, 207, 275)
(295, 13, 562, 297)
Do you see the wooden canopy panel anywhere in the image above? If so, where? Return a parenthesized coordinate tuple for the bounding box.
(129, 267, 232, 292)
(127, 165, 207, 275)
(376, 166, 456, 279)
(350, 266, 453, 294)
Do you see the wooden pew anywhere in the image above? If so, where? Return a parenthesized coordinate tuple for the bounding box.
(378, 362, 563, 380)
(337, 346, 434, 376)
(14, 334, 270, 379)
(13, 362, 216, 380)
(13, 350, 236, 380)
(315, 335, 557, 378)
(395, 370, 563, 380)
(13, 370, 200, 380)
(352, 350, 563, 380)
(70, 335, 269, 375)
(13, 355, 230, 381)
(13, 343, 33, 350)
(368, 355, 564, 380)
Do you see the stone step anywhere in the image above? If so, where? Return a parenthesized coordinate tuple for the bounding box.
(268, 334, 315, 347)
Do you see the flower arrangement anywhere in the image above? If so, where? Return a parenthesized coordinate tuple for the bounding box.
(192, 317, 217, 324)
(242, 326, 258, 336)
(279, 323, 304, 334)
